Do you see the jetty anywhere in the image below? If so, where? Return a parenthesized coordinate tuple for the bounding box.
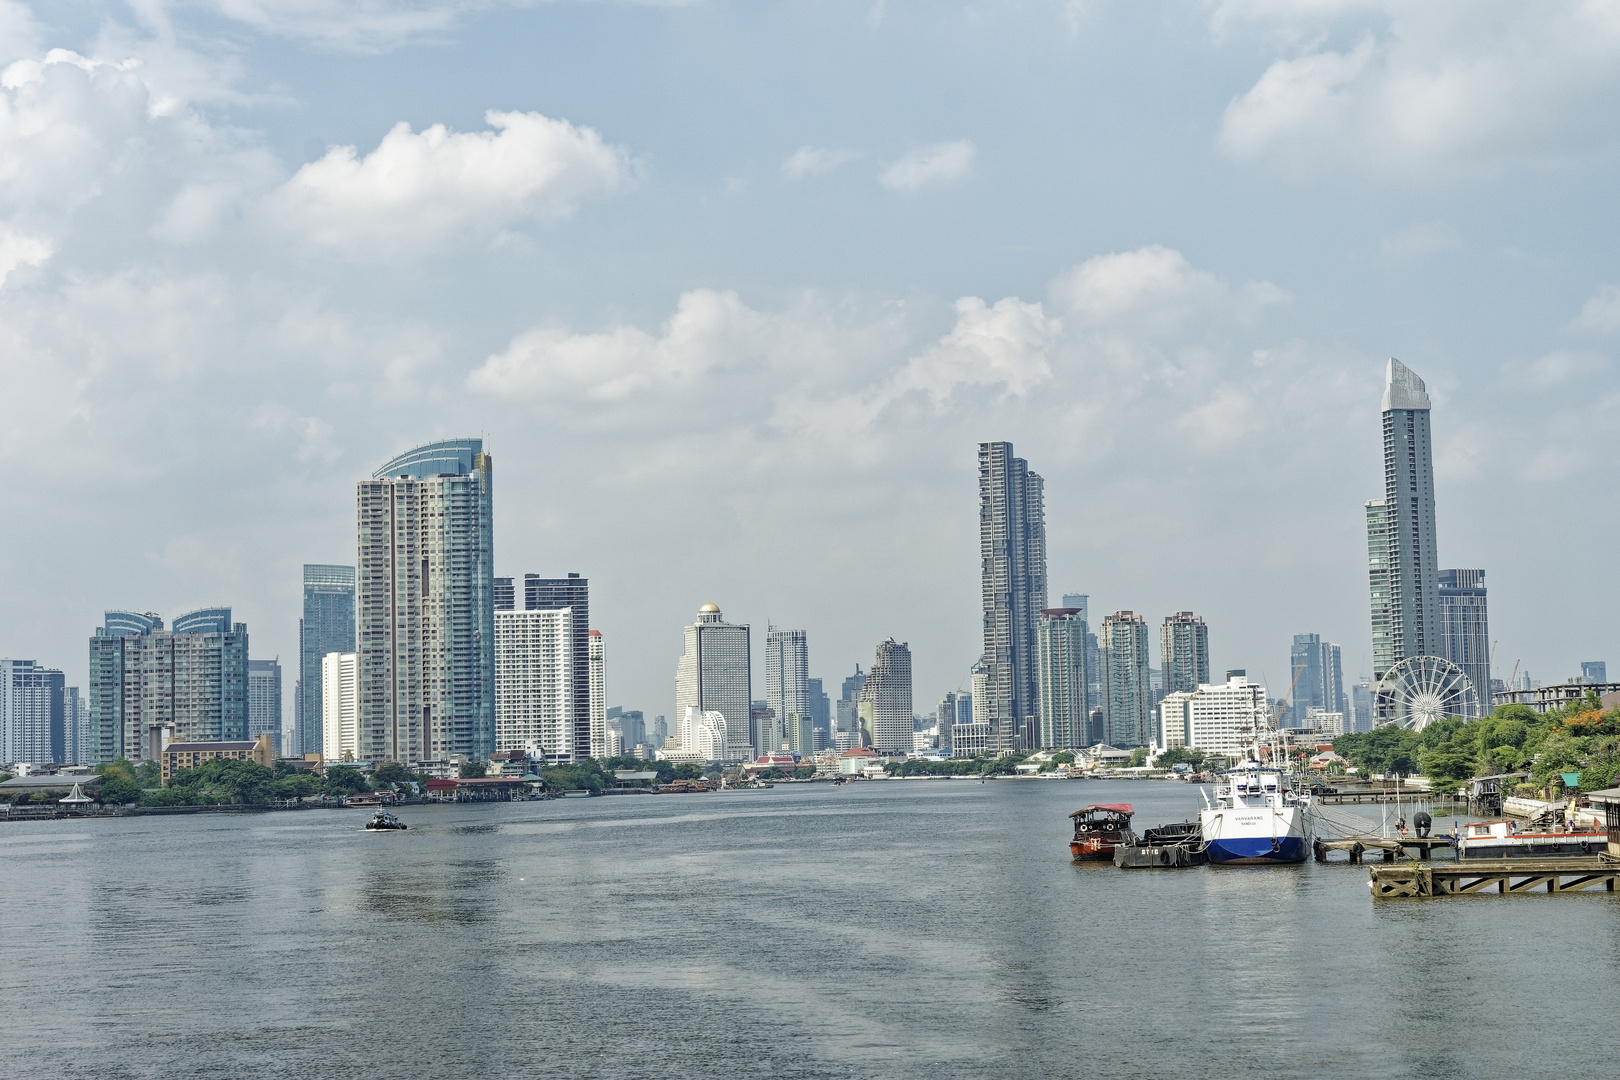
(1312, 837, 1454, 863)
(1370, 857, 1620, 897)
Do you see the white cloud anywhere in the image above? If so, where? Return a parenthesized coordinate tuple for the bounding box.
(0, 225, 50, 285)
(1572, 284, 1620, 336)
(268, 109, 633, 258)
(878, 140, 974, 192)
(1379, 222, 1460, 261)
(1048, 244, 1288, 334)
(1214, 2, 1620, 180)
(782, 145, 857, 178)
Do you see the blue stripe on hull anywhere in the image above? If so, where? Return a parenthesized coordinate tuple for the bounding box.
(1206, 835, 1308, 864)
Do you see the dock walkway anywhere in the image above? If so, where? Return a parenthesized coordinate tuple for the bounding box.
(1370, 858, 1620, 897)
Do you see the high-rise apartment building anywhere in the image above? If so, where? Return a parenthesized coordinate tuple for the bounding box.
(248, 659, 282, 745)
(86, 609, 249, 763)
(1101, 612, 1152, 748)
(1287, 634, 1346, 725)
(65, 686, 88, 765)
(297, 564, 356, 756)
(979, 441, 1047, 752)
(1583, 661, 1609, 685)
(674, 604, 752, 761)
(937, 691, 958, 754)
(764, 627, 810, 758)
(1437, 570, 1490, 717)
(494, 609, 574, 762)
(858, 639, 913, 754)
(807, 677, 831, 750)
(321, 652, 360, 762)
(1, 660, 65, 766)
(588, 630, 605, 758)
(1036, 608, 1088, 750)
(1158, 672, 1268, 758)
(1367, 359, 1440, 679)
(357, 440, 494, 764)
(523, 574, 591, 760)
(493, 576, 515, 612)
(836, 665, 865, 750)
(1063, 593, 1104, 712)
(1160, 612, 1210, 696)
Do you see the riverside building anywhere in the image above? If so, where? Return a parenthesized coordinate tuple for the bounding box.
(1, 660, 65, 766)
(1160, 612, 1210, 696)
(859, 639, 913, 754)
(320, 652, 360, 762)
(979, 440, 1048, 752)
(1101, 612, 1152, 748)
(296, 564, 355, 757)
(494, 609, 574, 762)
(1036, 608, 1088, 750)
(1157, 672, 1269, 759)
(357, 440, 495, 764)
(674, 604, 752, 762)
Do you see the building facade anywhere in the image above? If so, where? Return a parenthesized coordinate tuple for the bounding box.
(1437, 569, 1490, 717)
(979, 441, 1047, 752)
(1158, 673, 1269, 759)
(807, 677, 831, 750)
(320, 652, 360, 762)
(85, 609, 249, 764)
(1101, 611, 1152, 748)
(248, 658, 282, 745)
(1288, 634, 1346, 725)
(858, 638, 913, 754)
(764, 627, 810, 758)
(588, 630, 605, 758)
(520, 574, 592, 759)
(357, 440, 494, 764)
(1368, 359, 1440, 678)
(835, 665, 865, 751)
(65, 686, 88, 765)
(494, 609, 574, 762)
(1, 660, 65, 766)
(674, 604, 752, 761)
(1036, 608, 1088, 750)
(1160, 612, 1210, 696)
(297, 564, 355, 757)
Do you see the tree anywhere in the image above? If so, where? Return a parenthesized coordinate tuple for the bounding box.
(458, 760, 488, 779)
(1126, 747, 1151, 768)
(371, 762, 416, 791)
(323, 764, 369, 796)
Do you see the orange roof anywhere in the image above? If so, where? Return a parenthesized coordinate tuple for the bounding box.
(840, 747, 879, 758)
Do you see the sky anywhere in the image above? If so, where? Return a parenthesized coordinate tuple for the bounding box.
(3, 0, 1620, 725)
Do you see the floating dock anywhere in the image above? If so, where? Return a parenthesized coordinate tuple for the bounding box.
(1370, 857, 1620, 897)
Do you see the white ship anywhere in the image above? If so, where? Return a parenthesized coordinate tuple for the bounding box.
(1198, 759, 1312, 864)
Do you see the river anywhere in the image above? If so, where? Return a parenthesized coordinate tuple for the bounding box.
(1, 779, 1613, 1079)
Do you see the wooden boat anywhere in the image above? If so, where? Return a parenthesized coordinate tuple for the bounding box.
(1069, 803, 1134, 860)
(1453, 819, 1607, 859)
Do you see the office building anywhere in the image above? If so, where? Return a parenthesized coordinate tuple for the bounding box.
(494, 609, 574, 762)
(248, 659, 282, 745)
(1158, 672, 1269, 759)
(1160, 612, 1210, 696)
(1036, 608, 1088, 750)
(807, 677, 831, 750)
(979, 440, 1048, 752)
(297, 564, 356, 756)
(1, 660, 65, 766)
(493, 576, 515, 612)
(1583, 661, 1609, 685)
(1367, 359, 1440, 679)
(674, 603, 752, 761)
(835, 665, 865, 750)
(764, 627, 810, 758)
(1288, 634, 1347, 725)
(937, 691, 958, 754)
(588, 630, 605, 758)
(357, 440, 494, 764)
(86, 609, 249, 764)
(1437, 569, 1490, 716)
(1101, 612, 1152, 748)
(321, 652, 360, 762)
(858, 639, 913, 754)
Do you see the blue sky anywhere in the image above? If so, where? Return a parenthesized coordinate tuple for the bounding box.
(3, 0, 1619, 720)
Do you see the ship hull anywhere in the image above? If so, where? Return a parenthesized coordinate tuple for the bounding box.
(1204, 835, 1308, 864)
(1200, 806, 1308, 865)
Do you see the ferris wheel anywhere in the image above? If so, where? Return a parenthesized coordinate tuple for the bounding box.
(1374, 656, 1480, 731)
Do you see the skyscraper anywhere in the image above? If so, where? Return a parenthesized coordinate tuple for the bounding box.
(1287, 634, 1346, 725)
(1101, 611, 1151, 747)
(1062, 593, 1103, 712)
(858, 639, 912, 754)
(1368, 359, 1439, 678)
(321, 652, 360, 762)
(494, 609, 573, 761)
(836, 665, 865, 750)
(248, 658, 282, 745)
(588, 630, 606, 757)
(674, 603, 752, 761)
(807, 677, 831, 750)
(1036, 608, 1088, 749)
(297, 564, 355, 756)
(1159, 612, 1210, 696)
(1437, 569, 1490, 716)
(85, 609, 249, 763)
(1, 660, 65, 766)
(493, 576, 515, 612)
(979, 441, 1047, 751)
(524, 574, 591, 760)
(764, 627, 810, 758)
(937, 690, 958, 754)
(357, 440, 494, 764)
(1582, 661, 1608, 685)
(65, 686, 88, 765)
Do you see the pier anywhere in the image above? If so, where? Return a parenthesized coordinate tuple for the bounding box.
(1370, 858, 1620, 897)
(1313, 837, 1454, 863)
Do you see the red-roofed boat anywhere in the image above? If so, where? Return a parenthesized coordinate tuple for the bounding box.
(1069, 803, 1134, 861)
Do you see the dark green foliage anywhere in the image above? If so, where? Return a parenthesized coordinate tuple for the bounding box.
(323, 764, 369, 796)
(93, 758, 145, 805)
(543, 759, 606, 793)
(1154, 747, 1207, 770)
(457, 760, 488, 779)
(156, 758, 278, 805)
(885, 757, 984, 777)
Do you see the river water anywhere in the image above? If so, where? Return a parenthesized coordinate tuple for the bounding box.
(1, 779, 1613, 1079)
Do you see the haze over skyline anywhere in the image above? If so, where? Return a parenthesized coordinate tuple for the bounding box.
(2, 1, 1618, 720)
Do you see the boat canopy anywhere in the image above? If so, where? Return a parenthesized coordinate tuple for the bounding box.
(1070, 803, 1133, 818)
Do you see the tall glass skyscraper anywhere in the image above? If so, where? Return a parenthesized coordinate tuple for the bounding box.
(674, 603, 752, 761)
(248, 658, 282, 744)
(1288, 633, 1346, 725)
(979, 441, 1047, 752)
(1437, 570, 1490, 716)
(297, 565, 355, 756)
(764, 627, 810, 758)
(1368, 359, 1440, 678)
(358, 439, 494, 763)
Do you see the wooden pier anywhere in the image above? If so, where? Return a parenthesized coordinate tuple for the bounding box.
(1370, 858, 1620, 898)
(1313, 837, 1454, 863)
(1314, 789, 1466, 806)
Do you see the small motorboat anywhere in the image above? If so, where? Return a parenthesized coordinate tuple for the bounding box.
(365, 810, 407, 831)
(1069, 803, 1134, 861)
